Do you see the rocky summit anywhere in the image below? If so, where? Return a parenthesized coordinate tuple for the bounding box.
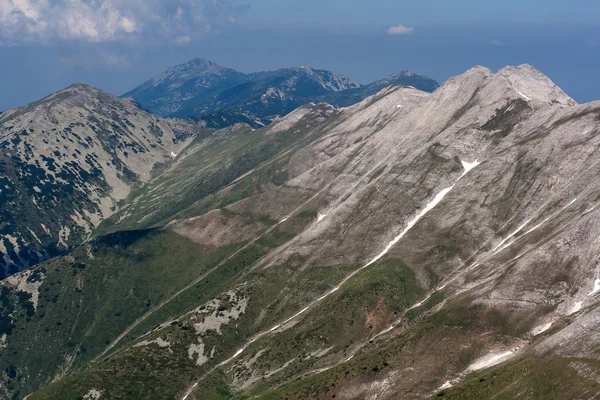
(2, 64, 600, 400)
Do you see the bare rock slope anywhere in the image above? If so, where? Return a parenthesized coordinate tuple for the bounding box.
(6, 64, 600, 400)
(0, 84, 198, 277)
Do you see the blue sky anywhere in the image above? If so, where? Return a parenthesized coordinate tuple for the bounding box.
(1, 0, 599, 111)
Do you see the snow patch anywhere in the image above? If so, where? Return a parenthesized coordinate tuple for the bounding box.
(589, 278, 600, 296)
(492, 219, 532, 254)
(366, 184, 455, 267)
(516, 91, 531, 101)
(170, 151, 178, 157)
(317, 213, 327, 222)
(460, 160, 481, 176)
(523, 217, 551, 236)
(570, 301, 583, 315)
(564, 198, 578, 209)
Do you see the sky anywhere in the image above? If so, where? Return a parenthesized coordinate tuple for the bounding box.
(1, 0, 599, 111)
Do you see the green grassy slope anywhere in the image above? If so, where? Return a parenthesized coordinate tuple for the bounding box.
(97, 104, 341, 235)
(0, 227, 249, 399)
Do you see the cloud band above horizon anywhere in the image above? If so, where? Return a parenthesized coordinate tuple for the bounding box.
(0, 0, 250, 45)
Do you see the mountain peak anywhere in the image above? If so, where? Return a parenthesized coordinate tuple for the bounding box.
(387, 71, 416, 78)
(56, 83, 99, 97)
(182, 58, 220, 70)
(65, 82, 94, 90)
(365, 71, 440, 94)
(154, 58, 229, 80)
(31, 83, 109, 109)
(497, 63, 541, 76)
(293, 65, 314, 71)
(496, 64, 576, 106)
(121, 58, 249, 116)
(437, 64, 575, 108)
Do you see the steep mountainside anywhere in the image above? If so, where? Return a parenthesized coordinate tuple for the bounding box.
(124, 59, 439, 128)
(0, 84, 199, 277)
(122, 59, 249, 118)
(6, 64, 600, 400)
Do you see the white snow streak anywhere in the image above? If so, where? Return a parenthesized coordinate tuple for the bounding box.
(210, 158, 481, 369)
(522, 217, 550, 236)
(365, 186, 455, 267)
(492, 219, 532, 254)
(584, 205, 598, 214)
(460, 160, 481, 175)
(492, 198, 577, 254)
(563, 198, 578, 210)
(570, 301, 583, 315)
(589, 278, 600, 296)
(317, 213, 327, 222)
(170, 151, 178, 158)
(516, 91, 531, 101)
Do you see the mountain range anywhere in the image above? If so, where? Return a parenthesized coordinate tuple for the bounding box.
(122, 58, 440, 128)
(2, 63, 600, 400)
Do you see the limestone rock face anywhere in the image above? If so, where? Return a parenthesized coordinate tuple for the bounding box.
(0, 84, 198, 277)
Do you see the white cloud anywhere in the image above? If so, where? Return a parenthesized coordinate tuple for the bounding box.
(489, 39, 504, 46)
(0, 0, 249, 45)
(387, 24, 415, 35)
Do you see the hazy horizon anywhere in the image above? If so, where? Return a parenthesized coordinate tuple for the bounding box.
(1, 0, 599, 110)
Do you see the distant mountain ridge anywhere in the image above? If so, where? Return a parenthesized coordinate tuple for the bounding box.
(122, 59, 248, 118)
(123, 58, 440, 128)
